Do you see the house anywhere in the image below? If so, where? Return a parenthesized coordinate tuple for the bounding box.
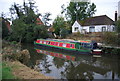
(72, 15, 115, 34)
(36, 18, 44, 25)
(1, 17, 11, 32)
(118, 1, 120, 19)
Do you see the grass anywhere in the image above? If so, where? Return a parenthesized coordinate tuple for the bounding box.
(2, 62, 15, 79)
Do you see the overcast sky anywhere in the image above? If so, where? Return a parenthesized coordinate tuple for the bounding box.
(0, 0, 119, 24)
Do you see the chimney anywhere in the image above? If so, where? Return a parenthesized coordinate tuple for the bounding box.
(115, 11, 117, 21)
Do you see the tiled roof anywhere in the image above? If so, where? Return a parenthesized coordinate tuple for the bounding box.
(36, 18, 44, 25)
(78, 15, 114, 26)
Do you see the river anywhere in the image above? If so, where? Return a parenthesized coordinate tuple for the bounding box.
(21, 43, 120, 80)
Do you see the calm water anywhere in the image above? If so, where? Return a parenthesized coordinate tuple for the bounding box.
(21, 43, 120, 80)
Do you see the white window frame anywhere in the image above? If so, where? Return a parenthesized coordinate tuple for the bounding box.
(89, 26, 95, 32)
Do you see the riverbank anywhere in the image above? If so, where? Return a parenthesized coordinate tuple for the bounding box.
(2, 60, 54, 79)
(2, 40, 54, 80)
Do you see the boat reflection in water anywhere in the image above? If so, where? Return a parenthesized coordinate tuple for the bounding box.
(36, 48, 76, 61)
(34, 47, 120, 80)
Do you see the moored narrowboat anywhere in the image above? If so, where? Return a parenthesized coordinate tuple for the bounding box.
(34, 39, 102, 54)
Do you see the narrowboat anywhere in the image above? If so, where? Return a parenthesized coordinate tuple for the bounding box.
(34, 39, 102, 54)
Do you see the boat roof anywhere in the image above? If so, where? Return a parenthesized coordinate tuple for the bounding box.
(37, 39, 93, 44)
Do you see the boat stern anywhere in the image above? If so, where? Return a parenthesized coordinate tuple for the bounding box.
(91, 49, 102, 54)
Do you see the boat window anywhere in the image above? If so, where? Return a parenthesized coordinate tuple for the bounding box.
(93, 43, 98, 49)
(47, 41, 50, 44)
(44, 41, 46, 44)
(81, 43, 92, 48)
(40, 41, 42, 43)
(70, 44, 72, 47)
(58, 43, 60, 46)
(63, 43, 66, 47)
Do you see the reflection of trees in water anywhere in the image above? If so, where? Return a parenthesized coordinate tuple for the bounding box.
(23, 43, 120, 79)
(59, 56, 119, 80)
(96, 56, 120, 79)
(53, 57, 66, 69)
(60, 61, 94, 80)
(39, 55, 52, 73)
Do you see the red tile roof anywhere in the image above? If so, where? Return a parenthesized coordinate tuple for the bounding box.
(36, 18, 43, 25)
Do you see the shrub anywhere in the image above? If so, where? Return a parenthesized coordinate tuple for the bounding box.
(102, 32, 118, 45)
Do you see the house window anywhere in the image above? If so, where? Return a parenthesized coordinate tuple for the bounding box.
(74, 27, 79, 31)
(89, 27, 95, 32)
(112, 27, 115, 31)
(102, 27, 106, 32)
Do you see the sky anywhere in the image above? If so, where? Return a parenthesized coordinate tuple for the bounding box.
(0, 0, 119, 24)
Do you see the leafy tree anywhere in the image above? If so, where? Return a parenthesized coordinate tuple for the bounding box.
(9, 0, 48, 43)
(53, 16, 65, 35)
(61, 2, 96, 24)
(42, 12, 52, 26)
(115, 18, 120, 33)
(53, 16, 70, 38)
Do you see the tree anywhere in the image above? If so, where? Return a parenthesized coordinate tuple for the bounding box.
(53, 16, 65, 35)
(115, 18, 120, 33)
(61, 2, 96, 24)
(9, 0, 48, 43)
(53, 16, 70, 38)
(42, 12, 52, 26)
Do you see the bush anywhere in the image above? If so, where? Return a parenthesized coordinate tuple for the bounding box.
(102, 32, 118, 45)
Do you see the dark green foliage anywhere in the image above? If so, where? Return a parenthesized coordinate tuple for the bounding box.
(61, 2, 96, 24)
(42, 12, 52, 26)
(115, 19, 120, 33)
(53, 16, 65, 35)
(53, 16, 70, 38)
(8, 0, 49, 43)
(102, 32, 119, 45)
(60, 28, 69, 38)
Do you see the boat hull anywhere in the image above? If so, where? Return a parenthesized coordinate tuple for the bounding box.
(34, 43, 91, 55)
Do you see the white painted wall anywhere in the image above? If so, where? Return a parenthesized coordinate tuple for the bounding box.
(72, 21, 82, 33)
(72, 21, 115, 33)
(118, 1, 120, 19)
(82, 25, 115, 32)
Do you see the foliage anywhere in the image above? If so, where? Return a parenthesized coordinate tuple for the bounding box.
(61, 2, 96, 24)
(8, 0, 48, 43)
(102, 32, 118, 45)
(60, 28, 69, 38)
(53, 16, 65, 35)
(115, 18, 120, 33)
(53, 16, 70, 38)
(42, 12, 52, 26)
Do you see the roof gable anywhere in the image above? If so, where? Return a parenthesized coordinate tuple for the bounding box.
(78, 15, 114, 26)
(36, 18, 43, 25)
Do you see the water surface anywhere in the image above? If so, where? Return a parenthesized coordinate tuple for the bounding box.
(21, 43, 120, 80)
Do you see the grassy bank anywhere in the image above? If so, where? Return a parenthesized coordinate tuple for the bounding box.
(2, 62, 16, 79)
(2, 40, 54, 79)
